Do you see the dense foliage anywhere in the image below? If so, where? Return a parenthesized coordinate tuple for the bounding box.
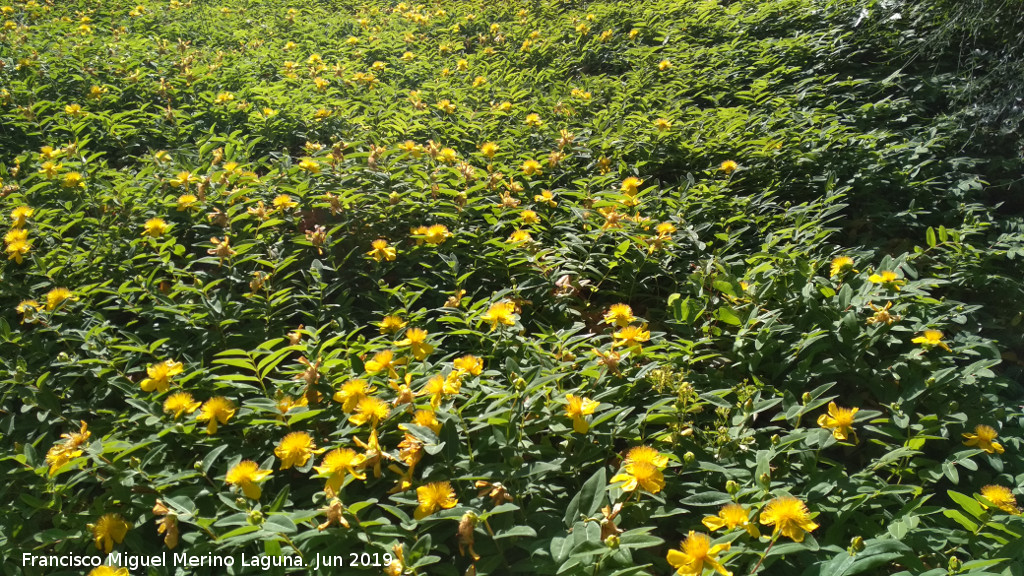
(1, 0, 1022, 575)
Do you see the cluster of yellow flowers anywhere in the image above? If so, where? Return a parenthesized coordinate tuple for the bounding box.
(16, 287, 76, 324)
(195, 327, 489, 528)
(830, 257, 953, 351)
(4, 204, 33, 263)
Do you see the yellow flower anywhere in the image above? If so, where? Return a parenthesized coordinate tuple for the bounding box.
(396, 327, 434, 360)
(333, 379, 374, 412)
(16, 300, 42, 322)
(88, 567, 129, 576)
(603, 303, 634, 327)
(658, 59, 672, 71)
(315, 448, 366, 495)
(656, 222, 677, 237)
(298, 158, 320, 173)
(45, 444, 82, 475)
(277, 394, 308, 413)
(5, 228, 29, 247)
(402, 409, 442, 434)
(62, 171, 85, 188)
(703, 504, 760, 538)
(481, 301, 516, 330)
(368, 239, 397, 262)
(414, 481, 458, 520)
(522, 159, 542, 176)
(962, 424, 1005, 454)
(168, 171, 198, 188)
(624, 445, 669, 468)
(613, 325, 650, 351)
(816, 401, 858, 441)
(423, 224, 451, 245)
(275, 431, 317, 469)
(10, 205, 34, 227)
(422, 374, 461, 409)
(438, 147, 457, 164)
(197, 397, 235, 434)
(140, 360, 184, 393)
(524, 113, 542, 127)
(621, 177, 643, 196)
(720, 160, 738, 174)
(453, 355, 483, 376)
(5, 237, 30, 264)
(90, 514, 130, 554)
(829, 256, 856, 277)
(667, 531, 731, 576)
(911, 330, 952, 352)
(565, 394, 599, 433)
(759, 496, 819, 542)
(379, 315, 407, 334)
(509, 229, 533, 243)
(273, 194, 298, 210)
(349, 396, 391, 427)
(39, 160, 62, 178)
(45, 287, 75, 311)
(226, 460, 272, 499)
(480, 142, 499, 158)
(436, 99, 456, 114)
(868, 270, 905, 290)
(142, 217, 169, 238)
(163, 391, 201, 419)
(654, 118, 672, 132)
(520, 210, 540, 225)
(176, 194, 198, 211)
(364, 350, 406, 377)
(980, 485, 1020, 515)
(610, 461, 665, 494)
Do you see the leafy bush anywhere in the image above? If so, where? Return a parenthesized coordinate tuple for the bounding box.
(1, 1, 1022, 575)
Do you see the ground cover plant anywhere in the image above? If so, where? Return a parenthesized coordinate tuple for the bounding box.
(1, 0, 1023, 574)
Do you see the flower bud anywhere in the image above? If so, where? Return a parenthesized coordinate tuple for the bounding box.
(801, 392, 811, 404)
(948, 556, 961, 572)
(849, 536, 864, 554)
(247, 510, 264, 524)
(725, 480, 740, 495)
(604, 535, 620, 549)
(683, 451, 695, 465)
(743, 398, 754, 412)
(758, 472, 770, 487)
(770, 434, 780, 445)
